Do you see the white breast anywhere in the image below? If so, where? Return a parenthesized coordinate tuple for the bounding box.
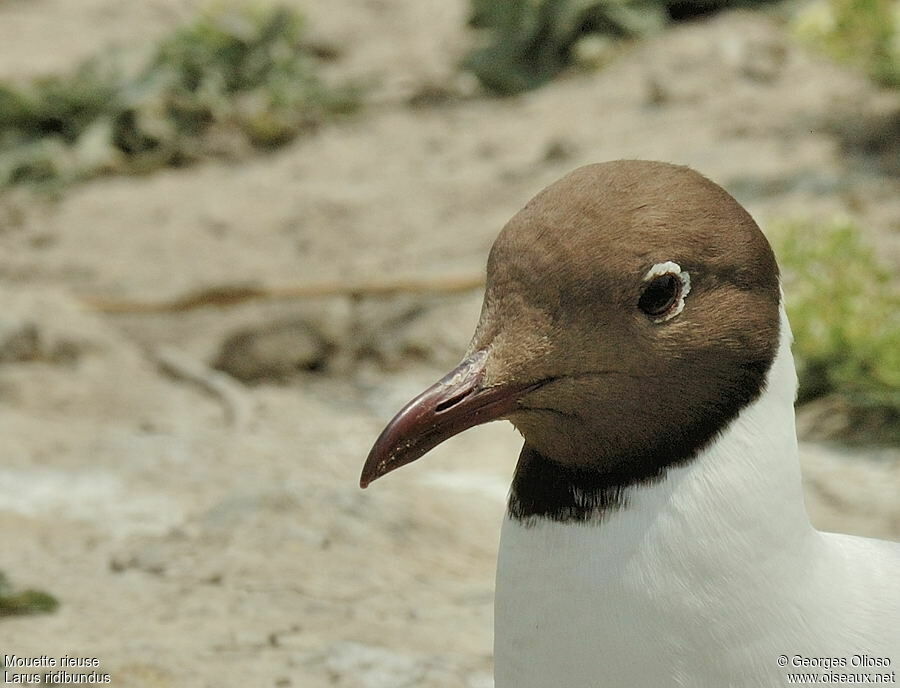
(494, 308, 900, 687)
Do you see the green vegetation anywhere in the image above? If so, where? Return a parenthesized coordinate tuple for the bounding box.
(0, 571, 59, 617)
(794, 0, 900, 87)
(774, 218, 900, 443)
(466, 0, 900, 94)
(464, 0, 659, 95)
(464, 0, 781, 94)
(0, 4, 359, 189)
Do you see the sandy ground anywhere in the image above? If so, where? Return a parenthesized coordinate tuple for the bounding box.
(0, 2, 898, 687)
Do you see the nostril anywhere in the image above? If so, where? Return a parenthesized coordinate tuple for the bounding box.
(435, 388, 475, 414)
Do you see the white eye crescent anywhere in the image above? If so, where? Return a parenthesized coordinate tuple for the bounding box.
(639, 261, 691, 322)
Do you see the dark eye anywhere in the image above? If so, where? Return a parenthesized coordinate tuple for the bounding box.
(638, 274, 681, 318)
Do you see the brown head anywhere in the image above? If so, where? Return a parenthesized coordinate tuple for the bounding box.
(361, 161, 781, 520)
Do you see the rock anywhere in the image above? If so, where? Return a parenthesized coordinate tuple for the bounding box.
(0, 304, 82, 365)
(212, 320, 333, 382)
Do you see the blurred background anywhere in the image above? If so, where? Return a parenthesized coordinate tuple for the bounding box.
(0, 0, 897, 686)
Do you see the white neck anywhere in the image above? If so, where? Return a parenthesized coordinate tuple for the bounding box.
(610, 302, 813, 561)
(494, 306, 824, 686)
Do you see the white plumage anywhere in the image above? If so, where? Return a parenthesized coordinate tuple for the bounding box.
(495, 306, 900, 687)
